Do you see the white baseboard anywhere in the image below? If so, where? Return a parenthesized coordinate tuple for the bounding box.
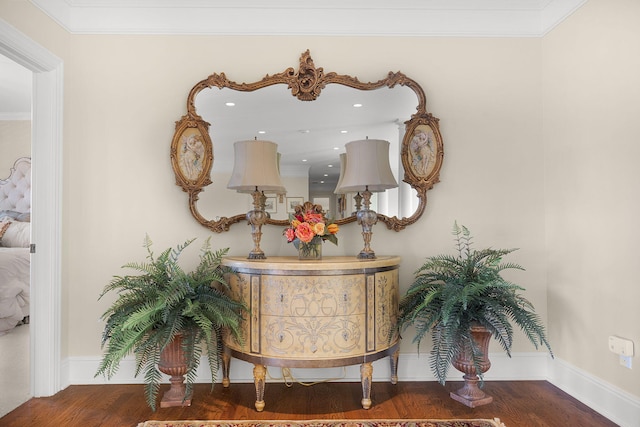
(67, 352, 638, 426)
(547, 357, 640, 427)
(397, 352, 550, 381)
(70, 351, 549, 385)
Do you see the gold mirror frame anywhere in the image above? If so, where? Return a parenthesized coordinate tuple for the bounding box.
(171, 50, 443, 233)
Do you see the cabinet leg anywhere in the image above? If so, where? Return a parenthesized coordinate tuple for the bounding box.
(390, 348, 399, 384)
(253, 364, 266, 412)
(360, 362, 373, 409)
(221, 351, 230, 388)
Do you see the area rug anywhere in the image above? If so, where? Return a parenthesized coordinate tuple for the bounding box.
(137, 420, 506, 427)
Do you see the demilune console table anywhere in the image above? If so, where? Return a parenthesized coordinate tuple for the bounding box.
(221, 256, 400, 411)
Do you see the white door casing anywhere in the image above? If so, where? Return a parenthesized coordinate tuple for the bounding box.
(0, 17, 63, 397)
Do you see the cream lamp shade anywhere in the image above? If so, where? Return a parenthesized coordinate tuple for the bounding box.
(338, 139, 398, 193)
(227, 140, 286, 193)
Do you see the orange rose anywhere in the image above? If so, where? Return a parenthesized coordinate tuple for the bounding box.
(295, 222, 315, 243)
(313, 222, 326, 236)
(327, 223, 339, 234)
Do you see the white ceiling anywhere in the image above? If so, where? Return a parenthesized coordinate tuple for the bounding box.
(29, 0, 586, 36)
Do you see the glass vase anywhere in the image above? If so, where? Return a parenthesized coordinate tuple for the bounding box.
(298, 241, 322, 260)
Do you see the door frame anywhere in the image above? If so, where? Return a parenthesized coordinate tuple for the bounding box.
(0, 18, 63, 397)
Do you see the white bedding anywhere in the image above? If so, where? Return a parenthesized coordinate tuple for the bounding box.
(0, 247, 30, 335)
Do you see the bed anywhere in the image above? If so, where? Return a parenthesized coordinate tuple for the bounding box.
(0, 157, 31, 335)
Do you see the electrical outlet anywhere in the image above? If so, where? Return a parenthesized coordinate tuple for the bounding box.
(620, 355, 633, 369)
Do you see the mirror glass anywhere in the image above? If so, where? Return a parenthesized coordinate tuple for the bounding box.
(193, 83, 419, 222)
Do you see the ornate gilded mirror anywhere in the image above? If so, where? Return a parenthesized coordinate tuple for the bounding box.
(171, 50, 443, 233)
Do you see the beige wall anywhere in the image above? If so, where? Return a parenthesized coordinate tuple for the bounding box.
(543, 0, 640, 395)
(3, 0, 637, 400)
(58, 33, 544, 354)
(0, 120, 30, 174)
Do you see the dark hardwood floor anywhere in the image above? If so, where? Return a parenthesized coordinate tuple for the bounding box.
(0, 381, 617, 427)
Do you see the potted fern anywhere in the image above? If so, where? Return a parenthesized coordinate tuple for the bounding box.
(396, 223, 552, 407)
(95, 236, 246, 411)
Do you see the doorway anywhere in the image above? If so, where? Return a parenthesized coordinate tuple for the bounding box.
(0, 67, 31, 413)
(0, 19, 63, 399)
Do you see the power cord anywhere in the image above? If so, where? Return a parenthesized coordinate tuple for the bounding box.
(266, 366, 347, 387)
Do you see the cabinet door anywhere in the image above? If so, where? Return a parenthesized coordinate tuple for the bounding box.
(260, 274, 366, 358)
(373, 268, 400, 350)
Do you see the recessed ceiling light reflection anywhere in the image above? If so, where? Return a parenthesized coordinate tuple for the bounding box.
(353, 103, 363, 108)
(225, 102, 235, 107)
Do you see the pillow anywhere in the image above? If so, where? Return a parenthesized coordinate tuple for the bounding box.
(0, 210, 21, 220)
(16, 212, 30, 222)
(0, 210, 30, 222)
(0, 219, 10, 240)
(0, 220, 30, 248)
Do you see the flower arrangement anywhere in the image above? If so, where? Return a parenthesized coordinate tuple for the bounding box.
(284, 202, 339, 258)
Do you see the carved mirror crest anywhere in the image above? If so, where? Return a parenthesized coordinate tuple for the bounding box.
(171, 50, 443, 233)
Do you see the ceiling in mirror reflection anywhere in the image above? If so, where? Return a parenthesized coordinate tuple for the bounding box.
(194, 83, 418, 194)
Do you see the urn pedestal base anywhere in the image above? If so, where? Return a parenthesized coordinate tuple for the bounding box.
(160, 378, 192, 408)
(450, 374, 493, 408)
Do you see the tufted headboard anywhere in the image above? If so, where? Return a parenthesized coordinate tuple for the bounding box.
(0, 157, 31, 214)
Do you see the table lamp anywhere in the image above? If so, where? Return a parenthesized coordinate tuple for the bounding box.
(227, 139, 286, 259)
(335, 138, 397, 259)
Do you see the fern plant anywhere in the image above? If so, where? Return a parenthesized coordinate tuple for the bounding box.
(396, 222, 552, 385)
(95, 236, 246, 411)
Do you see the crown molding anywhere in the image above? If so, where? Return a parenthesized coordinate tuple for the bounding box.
(30, 0, 587, 37)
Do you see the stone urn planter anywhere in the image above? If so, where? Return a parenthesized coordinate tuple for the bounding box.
(158, 333, 192, 408)
(450, 325, 493, 408)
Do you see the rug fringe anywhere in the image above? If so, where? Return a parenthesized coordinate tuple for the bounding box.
(137, 419, 507, 427)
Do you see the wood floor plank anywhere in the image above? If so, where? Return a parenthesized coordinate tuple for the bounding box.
(0, 381, 618, 427)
